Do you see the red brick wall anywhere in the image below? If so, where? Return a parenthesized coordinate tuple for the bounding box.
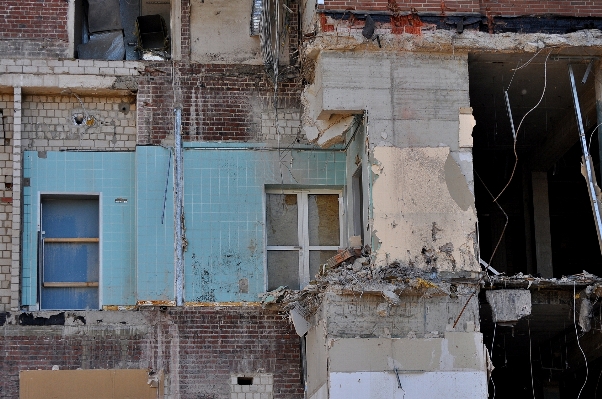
(0, 0, 69, 58)
(137, 63, 302, 144)
(0, 0, 69, 40)
(0, 308, 304, 399)
(319, 0, 602, 16)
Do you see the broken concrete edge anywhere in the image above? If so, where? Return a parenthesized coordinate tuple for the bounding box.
(302, 29, 602, 61)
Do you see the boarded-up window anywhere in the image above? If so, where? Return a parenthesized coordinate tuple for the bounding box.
(20, 369, 163, 399)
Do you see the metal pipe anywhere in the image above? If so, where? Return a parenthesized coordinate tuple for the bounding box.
(568, 65, 602, 253)
(174, 107, 184, 306)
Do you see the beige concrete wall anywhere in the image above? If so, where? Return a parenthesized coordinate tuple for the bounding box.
(306, 320, 328, 398)
(328, 333, 486, 372)
(22, 95, 137, 151)
(371, 146, 478, 271)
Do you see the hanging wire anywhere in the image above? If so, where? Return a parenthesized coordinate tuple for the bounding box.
(575, 281, 589, 399)
(493, 49, 553, 203)
(490, 322, 497, 399)
(161, 149, 172, 224)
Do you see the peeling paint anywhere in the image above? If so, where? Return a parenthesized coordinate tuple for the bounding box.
(371, 146, 478, 271)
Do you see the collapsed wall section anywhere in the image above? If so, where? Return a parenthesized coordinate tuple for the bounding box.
(303, 51, 477, 272)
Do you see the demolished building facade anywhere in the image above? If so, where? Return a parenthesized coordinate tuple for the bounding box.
(2, 0, 602, 398)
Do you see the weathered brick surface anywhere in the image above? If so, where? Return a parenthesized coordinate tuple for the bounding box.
(0, 308, 304, 399)
(137, 64, 302, 145)
(319, 0, 602, 17)
(0, 95, 13, 312)
(22, 94, 137, 151)
(0, 0, 69, 58)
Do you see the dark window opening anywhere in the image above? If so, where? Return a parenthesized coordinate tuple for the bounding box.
(470, 52, 601, 279)
(237, 377, 253, 385)
(74, 0, 171, 60)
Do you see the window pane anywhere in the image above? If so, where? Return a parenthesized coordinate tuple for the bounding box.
(308, 194, 340, 246)
(267, 250, 299, 291)
(266, 194, 298, 246)
(309, 250, 337, 282)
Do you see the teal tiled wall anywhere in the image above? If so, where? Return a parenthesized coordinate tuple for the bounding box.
(22, 151, 136, 306)
(22, 146, 346, 305)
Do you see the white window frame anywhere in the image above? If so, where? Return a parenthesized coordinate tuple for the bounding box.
(265, 189, 343, 289)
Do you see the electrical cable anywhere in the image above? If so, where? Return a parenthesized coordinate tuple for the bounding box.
(528, 319, 535, 399)
(475, 171, 508, 267)
(493, 49, 552, 203)
(490, 322, 497, 399)
(575, 281, 589, 399)
(587, 122, 602, 154)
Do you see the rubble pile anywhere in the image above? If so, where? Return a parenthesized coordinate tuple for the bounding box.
(260, 246, 464, 315)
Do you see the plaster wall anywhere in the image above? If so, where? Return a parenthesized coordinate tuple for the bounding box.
(329, 371, 487, 399)
(190, 0, 261, 64)
(371, 146, 478, 271)
(306, 319, 328, 398)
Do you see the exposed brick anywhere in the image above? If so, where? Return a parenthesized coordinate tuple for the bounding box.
(318, 0, 602, 17)
(137, 64, 302, 145)
(0, 308, 304, 399)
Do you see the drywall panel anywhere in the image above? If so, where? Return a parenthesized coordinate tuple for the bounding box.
(371, 146, 478, 271)
(329, 371, 487, 399)
(20, 369, 163, 399)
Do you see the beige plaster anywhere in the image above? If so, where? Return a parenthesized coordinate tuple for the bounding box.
(190, 0, 280, 64)
(328, 332, 486, 373)
(458, 107, 475, 148)
(371, 146, 478, 271)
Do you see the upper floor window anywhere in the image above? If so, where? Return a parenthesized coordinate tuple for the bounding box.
(265, 189, 342, 290)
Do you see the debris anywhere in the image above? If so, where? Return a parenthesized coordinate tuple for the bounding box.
(290, 303, 310, 336)
(325, 248, 355, 269)
(382, 290, 400, 305)
(78, 31, 125, 61)
(362, 15, 375, 39)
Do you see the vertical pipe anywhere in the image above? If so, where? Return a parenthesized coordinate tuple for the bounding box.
(174, 107, 184, 306)
(569, 65, 602, 254)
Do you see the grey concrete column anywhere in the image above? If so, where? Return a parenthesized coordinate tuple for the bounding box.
(171, 0, 182, 60)
(10, 86, 21, 311)
(531, 171, 553, 278)
(521, 168, 534, 276)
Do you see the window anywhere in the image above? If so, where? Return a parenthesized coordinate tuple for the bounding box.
(266, 190, 342, 290)
(39, 195, 100, 310)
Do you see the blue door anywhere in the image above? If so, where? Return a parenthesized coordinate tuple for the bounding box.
(40, 197, 99, 310)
